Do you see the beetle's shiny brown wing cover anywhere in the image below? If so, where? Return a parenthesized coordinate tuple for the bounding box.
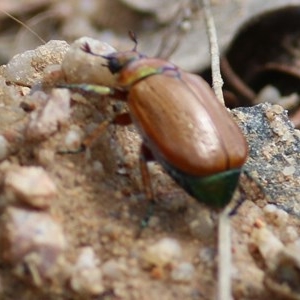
(128, 72, 248, 176)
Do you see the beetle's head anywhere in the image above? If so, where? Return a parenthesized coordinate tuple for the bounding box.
(102, 30, 146, 75)
(102, 51, 146, 74)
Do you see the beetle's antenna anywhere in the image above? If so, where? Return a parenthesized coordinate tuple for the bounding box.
(128, 30, 138, 52)
(0, 9, 46, 45)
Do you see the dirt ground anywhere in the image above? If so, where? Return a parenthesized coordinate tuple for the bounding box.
(0, 1, 300, 300)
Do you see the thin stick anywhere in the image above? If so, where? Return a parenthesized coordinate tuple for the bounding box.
(217, 206, 232, 300)
(201, 0, 224, 105)
(0, 9, 46, 44)
(200, 1, 231, 299)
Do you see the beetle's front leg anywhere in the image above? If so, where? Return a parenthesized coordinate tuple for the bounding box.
(59, 83, 127, 100)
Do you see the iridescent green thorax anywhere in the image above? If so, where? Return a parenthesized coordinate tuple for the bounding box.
(104, 51, 178, 88)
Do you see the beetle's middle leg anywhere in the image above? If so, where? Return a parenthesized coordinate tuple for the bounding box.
(229, 171, 265, 216)
(59, 111, 131, 154)
(139, 143, 158, 226)
(82, 112, 132, 149)
(58, 83, 130, 153)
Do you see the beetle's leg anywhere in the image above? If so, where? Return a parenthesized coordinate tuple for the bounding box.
(228, 184, 247, 216)
(139, 144, 157, 227)
(82, 112, 132, 149)
(139, 143, 155, 202)
(58, 83, 113, 96)
(58, 83, 128, 102)
(56, 83, 129, 153)
(58, 112, 132, 154)
(229, 171, 265, 216)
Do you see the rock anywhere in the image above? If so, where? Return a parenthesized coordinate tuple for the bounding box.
(61, 37, 116, 86)
(0, 207, 66, 285)
(4, 166, 57, 209)
(70, 247, 104, 295)
(251, 224, 300, 299)
(3, 40, 69, 86)
(25, 88, 70, 140)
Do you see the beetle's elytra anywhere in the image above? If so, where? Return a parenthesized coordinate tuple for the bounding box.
(73, 42, 248, 208)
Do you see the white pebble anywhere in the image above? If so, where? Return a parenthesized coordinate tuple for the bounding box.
(251, 226, 284, 268)
(256, 85, 280, 103)
(263, 204, 277, 214)
(102, 259, 124, 280)
(26, 89, 70, 140)
(143, 238, 182, 267)
(282, 166, 296, 176)
(64, 129, 82, 151)
(92, 160, 104, 176)
(281, 226, 298, 243)
(188, 216, 214, 240)
(35, 148, 55, 166)
(198, 247, 215, 265)
(185, 206, 214, 240)
(263, 204, 288, 227)
(4, 166, 57, 208)
(171, 262, 195, 282)
(0, 135, 8, 161)
(70, 247, 104, 295)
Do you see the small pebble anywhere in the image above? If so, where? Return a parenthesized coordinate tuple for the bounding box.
(0, 135, 9, 161)
(282, 166, 296, 176)
(171, 262, 195, 282)
(185, 206, 214, 240)
(142, 238, 182, 268)
(263, 204, 288, 227)
(4, 166, 57, 209)
(26, 89, 70, 140)
(92, 160, 105, 176)
(70, 247, 104, 295)
(256, 85, 280, 104)
(147, 216, 160, 228)
(281, 226, 298, 243)
(102, 259, 124, 280)
(198, 247, 215, 266)
(251, 226, 284, 269)
(35, 148, 55, 166)
(64, 129, 82, 151)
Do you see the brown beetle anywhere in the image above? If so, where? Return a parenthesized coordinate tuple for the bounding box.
(65, 39, 248, 208)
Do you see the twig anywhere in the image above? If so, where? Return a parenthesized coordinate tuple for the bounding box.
(200, 1, 231, 300)
(0, 9, 46, 45)
(200, 0, 224, 105)
(217, 206, 232, 300)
